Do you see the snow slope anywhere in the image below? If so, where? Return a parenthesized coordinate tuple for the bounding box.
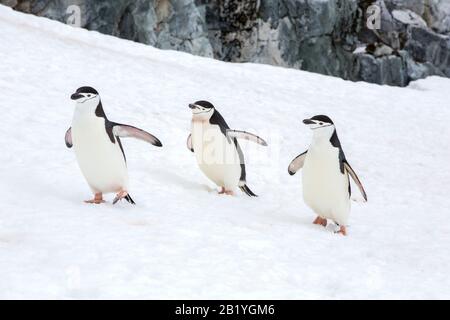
(0, 5, 449, 299)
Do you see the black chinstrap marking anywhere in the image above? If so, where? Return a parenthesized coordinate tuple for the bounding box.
(193, 109, 212, 115)
(311, 124, 333, 130)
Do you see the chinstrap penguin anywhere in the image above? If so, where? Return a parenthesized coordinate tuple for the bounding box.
(187, 101, 267, 196)
(65, 86, 162, 205)
(288, 115, 367, 235)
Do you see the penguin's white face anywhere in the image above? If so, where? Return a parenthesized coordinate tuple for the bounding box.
(303, 115, 335, 137)
(71, 92, 99, 105)
(71, 87, 100, 113)
(72, 93, 99, 105)
(189, 101, 215, 121)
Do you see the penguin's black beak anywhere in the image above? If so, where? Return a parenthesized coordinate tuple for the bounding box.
(303, 119, 315, 125)
(71, 93, 84, 100)
(189, 103, 196, 109)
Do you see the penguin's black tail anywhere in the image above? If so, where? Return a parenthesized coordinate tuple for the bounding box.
(125, 194, 136, 205)
(239, 184, 258, 197)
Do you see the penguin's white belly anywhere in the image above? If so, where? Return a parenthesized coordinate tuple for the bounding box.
(72, 118, 128, 194)
(191, 121, 241, 189)
(302, 144, 350, 225)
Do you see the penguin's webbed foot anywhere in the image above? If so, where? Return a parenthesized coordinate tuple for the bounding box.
(335, 225, 347, 236)
(113, 190, 130, 205)
(313, 216, 327, 227)
(85, 193, 105, 204)
(218, 187, 234, 196)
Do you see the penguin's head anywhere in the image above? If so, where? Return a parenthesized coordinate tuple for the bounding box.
(70, 86, 100, 106)
(303, 115, 335, 136)
(189, 100, 215, 121)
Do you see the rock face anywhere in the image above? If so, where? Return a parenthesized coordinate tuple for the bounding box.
(2, 0, 214, 57)
(352, 0, 449, 85)
(2, 0, 449, 87)
(199, 0, 360, 80)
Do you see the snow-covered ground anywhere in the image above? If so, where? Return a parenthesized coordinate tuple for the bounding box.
(1, 5, 449, 299)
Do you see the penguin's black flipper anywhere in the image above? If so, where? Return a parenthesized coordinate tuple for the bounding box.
(110, 123, 163, 147)
(65, 127, 73, 148)
(344, 162, 367, 202)
(125, 194, 136, 205)
(187, 134, 194, 152)
(226, 129, 268, 146)
(240, 185, 258, 197)
(288, 150, 307, 175)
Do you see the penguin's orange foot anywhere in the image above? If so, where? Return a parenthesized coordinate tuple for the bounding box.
(224, 190, 234, 196)
(336, 226, 347, 236)
(218, 187, 226, 194)
(113, 190, 128, 205)
(85, 193, 104, 204)
(313, 216, 327, 227)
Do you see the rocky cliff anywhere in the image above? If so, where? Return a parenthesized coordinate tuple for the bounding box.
(2, 0, 449, 86)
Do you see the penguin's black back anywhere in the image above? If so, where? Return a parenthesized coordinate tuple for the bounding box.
(209, 109, 247, 183)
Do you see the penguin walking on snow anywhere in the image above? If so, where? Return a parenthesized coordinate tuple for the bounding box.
(187, 101, 267, 196)
(65, 86, 162, 204)
(288, 115, 367, 235)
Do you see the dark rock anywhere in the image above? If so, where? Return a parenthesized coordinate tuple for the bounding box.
(384, 0, 425, 16)
(404, 52, 444, 81)
(1, 0, 449, 87)
(1, 0, 213, 57)
(426, 0, 450, 35)
(353, 53, 408, 86)
(404, 26, 450, 76)
(200, 0, 360, 78)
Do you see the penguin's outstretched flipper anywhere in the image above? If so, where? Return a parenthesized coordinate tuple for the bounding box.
(111, 123, 163, 147)
(239, 184, 258, 197)
(344, 161, 367, 202)
(65, 127, 73, 148)
(288, 150, 308, 175)
(186, 134, 194, 152)
(226, 130, 268, 146)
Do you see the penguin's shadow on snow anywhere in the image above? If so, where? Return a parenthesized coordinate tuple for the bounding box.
(150, 169, 213, 193)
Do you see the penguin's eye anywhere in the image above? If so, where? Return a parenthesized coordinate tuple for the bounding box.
(87, 94, 92, 97)
(319, 122, 323, 125)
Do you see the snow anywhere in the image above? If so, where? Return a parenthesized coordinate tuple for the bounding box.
(1, 5, 450, 299)
(353, 45, 367, 55)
